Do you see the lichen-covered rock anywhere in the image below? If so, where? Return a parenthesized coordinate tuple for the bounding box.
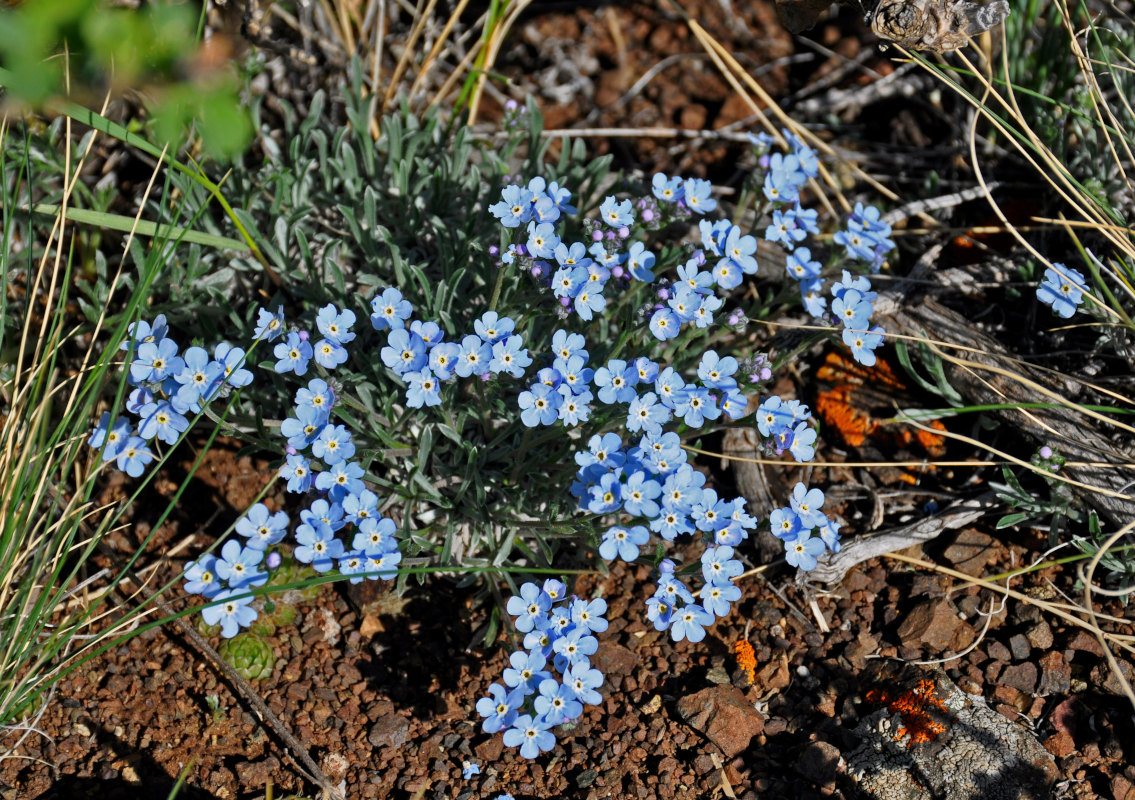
(845, 662, 1057, 800)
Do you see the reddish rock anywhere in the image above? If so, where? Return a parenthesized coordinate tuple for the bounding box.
(896, 597, 973, 653)
(1065, 630, 1105, 657)
(1036, 651, 1071, 696)
(1000, 662, 1038, 694)
(474, 736, 503, 762)
(1112, 774, 1135, 800)
(675, 685, 764, 758)
(593, 642, 637, 677)
(1044, 731, 1076, 758)
(1092, 658, 1135, 696)
(987, 641, 1011, 662)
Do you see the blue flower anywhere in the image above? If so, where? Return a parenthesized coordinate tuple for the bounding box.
(295, 378, 335, 414)
(646, 595, 674, 632)
(280, 404, 328, 451)
(489, 335, 531, 378)
(273, 333, 313, 376)
(362, 548, 401, 580)
(554, 240, 590, 267)
(599, 196, 634, 227)
(770, 507, 802, 540)
(115, 436, 153, 477)
(562, 663, 604, 705)
(503, 649, 550, 694)
(786, 246, 821, 281)
(405, 368, 442, 408)
(765, 208, 805, 246)
(634, 357, 659, 383)
(572, 285, 607, 320)
(789, 422, 817, 462)
(551, 329, 587, 362)
(253, 305, 285, 342)
(534, 678, 583, 726)
(843, 325, 885, 366)
(489, 184, 535, 227)
(674, 386, 720, 427)
(519, 382, 562, 426)
(692, 293, 723, 329)
(428, 342, 460, 380)
(570, 597, 609, 633)
(175, 346, 225, 408)
(214, 343, 253, 389)
(138, 400, 188, 445)
(599, 524, 650, 562)
(410, 320, 444, 348)
(503, 714, 556, 759)
(215, 540, 267, 588)
(697, 350, 738, 390)
(801, 278, 827, 317)
(381, 329, 428, 375)
(557, 386, 592, 427)
(370, 288, 414, 331)
(280, 454, 314, 493)
(552, 265, 588, 299)
(576, 432, 625, 470)
(667, 285, 701, 323)
(315, 304, 357, 345)
(818, 518, 842, 553)
(546, 180, 577, 215)
(312, 424, 355, 465)
(711, 256, 743, 290)
(301, 498, 346, 532)
(676, 258, 714, 295)
(121, 315, 169, 351)
(724, 226, 758, 274)
(648, 307, 680, 340)
(183, 554, 222, 597)
(652, 172, 685, 202)
(314, 460, 364, 500)
(236, 503, 290, 550)
(456, 334, 492, 377)
(551, 626, 598, 669)
(506, 583, 552, 633)
(201, 589, 258, 638)
(352, 515, 398, 554)
(627, 391, 671, 435)
(130, 338, 184, 384)
(312, 338, 348, 370)
(622, 471, 661, 517)
(594, 359, 638, 404)
(701, 581, 742, 619)
(587, 472, 624, 514)
(526, 220, 560, 259)
(476, 683, 523, 734)
(461, 761, 481, 780)
(832, 289, 873, 330)
(626, 241, 656, 282)
(701, 545, 744, 585)
(790, 483, 827, 528)
(682, 178, 717, 214)
(1037, 264, 1088, 318)
(475, 311, 516, 344)
(785, 531, 826, 570)
(294, 521, 344, 572)
(669, 603, 714, 642)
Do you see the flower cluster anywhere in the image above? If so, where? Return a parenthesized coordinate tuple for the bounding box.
(830, 270, 885, 367)
(370, 288, 531, 407)
(833, 202, 895, 273)
(1036, 262, 1088, 318)
(88, 314, 254, 476)
(769, 483, 841, 571)
(476, 580, 606, 758)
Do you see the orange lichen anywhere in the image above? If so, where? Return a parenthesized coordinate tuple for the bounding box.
(865, 679, 949, 745)
(733, 639, 756, 686)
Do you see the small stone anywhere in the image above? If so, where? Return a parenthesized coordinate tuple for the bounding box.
(1112, 774, 1135, 800)
(896, 597, 972, 653)
(1044, 731, 1076, 758)
(1091, 658, 1135, 696)
(676, 685, 764, 758)
(986, 641, 1011, 662)
(1000, 662, 1038, 694)
(797, 741, 843, 786)
(1009, 633, 1031, 661)
(368, 715, 410, 748)
(593, 642, 637, 677)
(576, 769, 598, 788)
(1026, 621, 1054, 650)
(474, 736, 503, 763)
(1065, 630, 1104, 656)
(941, 529, 998, 576)
(1036, 651, 1071, 696)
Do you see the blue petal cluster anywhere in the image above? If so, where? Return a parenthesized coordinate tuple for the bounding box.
(371, 290, 531, 407)
(88, 314, 254, 476)
(476, 580, 607, 758)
